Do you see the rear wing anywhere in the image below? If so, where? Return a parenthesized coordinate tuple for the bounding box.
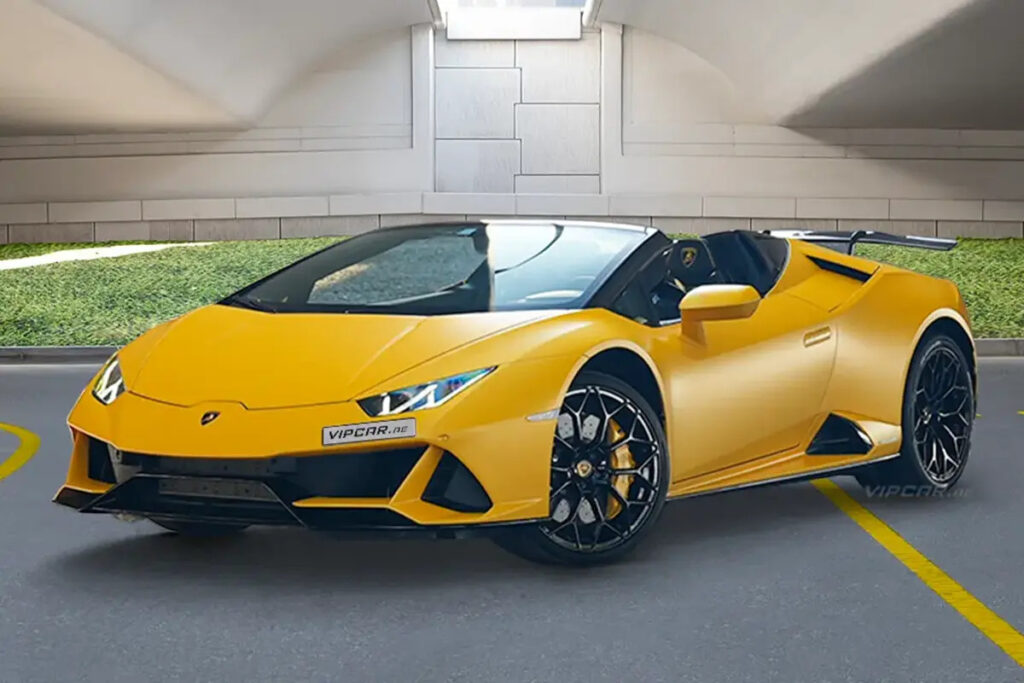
(766, 230, 956, 255)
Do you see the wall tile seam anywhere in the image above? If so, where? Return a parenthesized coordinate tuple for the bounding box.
(0, 145, 409, 158)
(434, 67, 522, 74)
(0, 125, 415, 144)
(0, 143, 414, 161)
(620, 126, 1024, 147)
(10, 198, 1024, 224)
(436, 137, 523, 141)
(620, 140, 1024, 160)
(515, 102, 601, 107)
(9, 216, 1024, 243)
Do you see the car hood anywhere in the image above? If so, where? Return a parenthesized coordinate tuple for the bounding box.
(128, 304, 557, 409)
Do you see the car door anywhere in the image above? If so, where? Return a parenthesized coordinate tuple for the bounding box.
(642, 233, 838, 482)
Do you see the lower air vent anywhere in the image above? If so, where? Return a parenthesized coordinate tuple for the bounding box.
(135, 448, 425, 499)
(808, 414, 873, 455)
(86, 437, 117, 483)
(422, 452, 492, 513)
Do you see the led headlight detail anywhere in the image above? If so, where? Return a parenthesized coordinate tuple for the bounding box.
(92, 356, 125, 405)
(358, 367, 495, 417)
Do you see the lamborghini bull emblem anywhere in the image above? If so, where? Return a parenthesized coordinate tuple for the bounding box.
(680, 247, 698, 268)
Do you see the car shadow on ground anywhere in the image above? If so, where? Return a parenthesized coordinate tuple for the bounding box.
(34, 480, 858, 598)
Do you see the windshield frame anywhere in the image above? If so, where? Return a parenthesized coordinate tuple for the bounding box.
(219, 221, 657, 316)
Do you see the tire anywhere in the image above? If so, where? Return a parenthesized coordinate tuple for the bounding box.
(494, 370, 669, 566)
(150, 518, 249, 537)
(855, 333, 974, 492)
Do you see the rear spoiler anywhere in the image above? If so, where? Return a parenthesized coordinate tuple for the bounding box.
(766, 230, 956, 255)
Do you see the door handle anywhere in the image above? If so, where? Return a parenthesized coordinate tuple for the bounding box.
(803, 327, 832, 347)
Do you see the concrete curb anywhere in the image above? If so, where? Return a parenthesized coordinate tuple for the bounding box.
(0, 346, 117, 364)
(975, 338, 1024, 357)
(0, 339, 1022, 364)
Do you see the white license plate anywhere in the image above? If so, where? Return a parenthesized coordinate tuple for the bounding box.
(322, 417, 416, 446)
(157, 477, 277, 502)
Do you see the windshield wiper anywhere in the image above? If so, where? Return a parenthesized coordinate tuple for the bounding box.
(223, 295, 278, 312)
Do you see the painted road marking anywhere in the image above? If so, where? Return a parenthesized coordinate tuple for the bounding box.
(0, 242, 212, 271)
(0, 422, 40, 482)
(813, 479, 1024, 667)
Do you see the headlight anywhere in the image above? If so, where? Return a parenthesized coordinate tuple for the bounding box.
(92, 355, 125, 405)
(358, 367, 495, 417)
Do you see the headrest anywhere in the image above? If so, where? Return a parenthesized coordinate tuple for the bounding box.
(669, 239, 717, 288)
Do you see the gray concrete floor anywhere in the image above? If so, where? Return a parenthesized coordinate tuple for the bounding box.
(0, 361, 1021, 682)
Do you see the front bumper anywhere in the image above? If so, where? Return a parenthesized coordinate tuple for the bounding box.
(55, 441, 539, 534)
(56, 356, 576, 529)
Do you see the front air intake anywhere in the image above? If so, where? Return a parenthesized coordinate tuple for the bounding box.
(86, 437, 117, 483)
(422, 452, 492, 513)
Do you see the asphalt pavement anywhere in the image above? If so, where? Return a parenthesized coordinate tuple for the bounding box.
(0, 360, 1022, 682)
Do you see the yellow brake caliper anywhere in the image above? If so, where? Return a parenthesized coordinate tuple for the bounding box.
(606, 418, 635, 520)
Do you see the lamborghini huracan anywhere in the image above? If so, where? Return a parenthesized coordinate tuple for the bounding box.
(55, 220, 976, 564)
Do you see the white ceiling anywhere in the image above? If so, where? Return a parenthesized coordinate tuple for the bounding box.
(595, 0, 973, 122)
(0, 0, 437, 133)
(595, 0, 1024, 129)
(3, 0, 1022, 133)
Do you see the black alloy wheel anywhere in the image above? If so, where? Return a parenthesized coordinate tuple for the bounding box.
(911, 343, 973, 483)
(494, 370, 669, 565)
(856, 333, 974, 491)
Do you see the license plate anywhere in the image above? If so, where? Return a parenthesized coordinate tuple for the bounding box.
(157, 477, 277, 502)
(322, 417, 416, 446)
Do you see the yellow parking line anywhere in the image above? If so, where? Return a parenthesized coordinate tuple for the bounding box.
(0, 422, 40, 481)
(812, 478, 1024, 668)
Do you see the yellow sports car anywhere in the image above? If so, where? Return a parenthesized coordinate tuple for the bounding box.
(55, 221, 975, 564)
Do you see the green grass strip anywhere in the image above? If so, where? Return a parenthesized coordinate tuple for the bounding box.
(0, 236, 1020, 345)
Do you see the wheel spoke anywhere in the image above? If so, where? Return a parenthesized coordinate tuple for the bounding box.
(611, 450, 658, 477)
(588, 495, 608, 549)
(607, 484, 631, 511)
(571, 522, 583, 551)
(939, 424, 964, 464)
(601, 520, 625, 540)
(551, 479, 574, 498)
(926, 437, 940, 477)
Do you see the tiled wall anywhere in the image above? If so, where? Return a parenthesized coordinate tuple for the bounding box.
(434, 30, 600, 194)
(1, 24, 1024, 244)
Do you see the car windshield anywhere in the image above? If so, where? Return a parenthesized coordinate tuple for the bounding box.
(223, 222, 647, 315)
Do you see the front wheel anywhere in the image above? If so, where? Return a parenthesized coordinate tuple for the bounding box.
(494, 370, 669, 565)
(856, 333, 974, 491)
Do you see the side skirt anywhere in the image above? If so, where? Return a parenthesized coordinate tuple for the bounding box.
(666, 452, 901, 502)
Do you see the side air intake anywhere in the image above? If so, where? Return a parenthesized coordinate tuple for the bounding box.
(807, 414, 873, 455)
(807, 255, 872, 283)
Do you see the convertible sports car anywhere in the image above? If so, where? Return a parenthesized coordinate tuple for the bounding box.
(55, 220, 976, 564)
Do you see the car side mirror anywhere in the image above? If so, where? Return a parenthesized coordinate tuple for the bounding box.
(678, 284, 760, 323)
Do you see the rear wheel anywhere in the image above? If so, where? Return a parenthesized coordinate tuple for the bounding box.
(150, 518, 249, 537)
(494, 370, 669, 565)
(856, 333, 973, 491)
